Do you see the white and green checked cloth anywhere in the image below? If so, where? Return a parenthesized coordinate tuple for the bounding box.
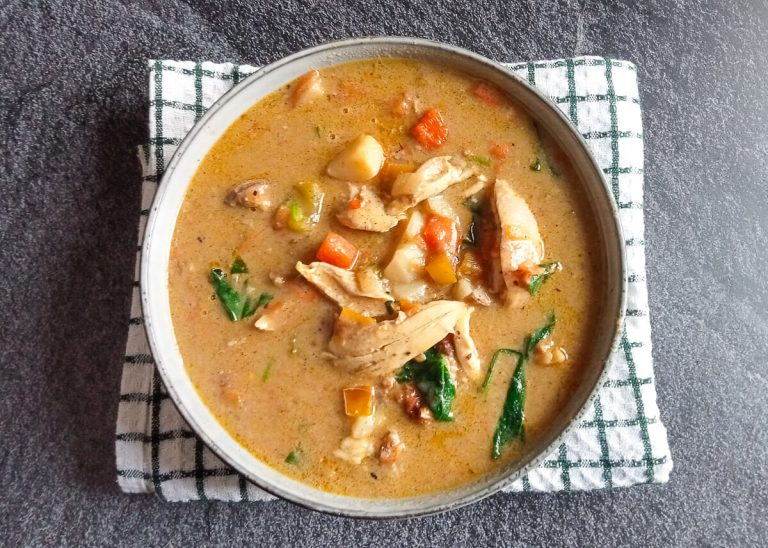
(117, 57, 672, 501)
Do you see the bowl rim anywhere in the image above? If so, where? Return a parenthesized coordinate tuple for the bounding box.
(141, 35, 627, 519)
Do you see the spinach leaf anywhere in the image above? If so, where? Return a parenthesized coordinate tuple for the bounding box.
(463, 218, 478, 247)
(396, 348, 456, 421)
(480, 348, 522, 394)
(528, 262, 561, 295)
(490, 313, 556, 459)
(209, 263, 272, 321)
(210, 268, 247, 321)
(230, 256, 248, 274)
(463, 195, 483, 214)
(262, 357, 275, 382)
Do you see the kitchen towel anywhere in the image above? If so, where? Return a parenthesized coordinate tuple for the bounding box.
(116, 57, 672, 501)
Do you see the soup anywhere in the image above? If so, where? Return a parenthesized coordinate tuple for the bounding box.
(169, 58, 603, 498)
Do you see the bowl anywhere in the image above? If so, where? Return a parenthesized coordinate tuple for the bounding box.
(141, 37, 626, 518)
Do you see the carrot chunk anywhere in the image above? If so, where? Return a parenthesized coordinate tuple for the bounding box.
(316, 232, 359, 269)
(410, 108, 448, 149)
(471, 82, 503, 106)
(490, 143, 511, 160)
(422, 214, 459, 255)
(343, 385, 375, 417)
(348, 195, 365, 210)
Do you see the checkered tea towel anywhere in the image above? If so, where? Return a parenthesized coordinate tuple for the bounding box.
(116, 57, 672, 501)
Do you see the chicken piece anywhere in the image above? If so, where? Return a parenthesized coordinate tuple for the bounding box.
(295, 261, 392, 317)
(336, 185, 400, 232)
(493, 179, 545, 308)
(453, 306, 481, 379)
(327, 300, 469, 376)
(379, 431, 405, 464)
(334, 415, 376, 464)
(289, 69, 324, 107)
(225, 180, 271, 210)
(387, 156, 478, 215)
(326, 134, 385, 182)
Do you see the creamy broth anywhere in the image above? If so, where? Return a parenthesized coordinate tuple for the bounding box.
(169, 59, 603, 498)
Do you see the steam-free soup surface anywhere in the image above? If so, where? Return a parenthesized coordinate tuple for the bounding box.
(169, 58, 603, 498)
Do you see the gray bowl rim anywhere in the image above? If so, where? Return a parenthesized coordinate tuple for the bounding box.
(141, 35, 627, 519)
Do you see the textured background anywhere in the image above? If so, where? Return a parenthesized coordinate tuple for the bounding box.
(1, 0, 766, 546)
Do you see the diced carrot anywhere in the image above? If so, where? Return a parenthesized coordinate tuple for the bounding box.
(343, 385, 375, 417)
(399, 299, 422, 315)
(410, 108, 448, 149)
(426, 252, 458, 285)
(339, 307, 376, 326)
(471, 82, 503, 106)
(348, 195, 365, 210)
(422, 214, 459, 256)
(316, 232, 359, 269)
(490, 143, 511, 160)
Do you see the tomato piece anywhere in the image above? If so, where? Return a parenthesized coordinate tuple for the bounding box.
(422, 214, 459, 256)
(348, 195, 364, 210)
(316, 232, 359, 269)
(410, 108, 448, 149)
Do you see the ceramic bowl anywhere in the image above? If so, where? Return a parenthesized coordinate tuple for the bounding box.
(141, 37, 626, 518)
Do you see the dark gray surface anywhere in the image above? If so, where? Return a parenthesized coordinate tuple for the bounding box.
(1, 0, 766, 546)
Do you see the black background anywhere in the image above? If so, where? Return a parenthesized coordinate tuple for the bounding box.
(1, 1, 766, 545)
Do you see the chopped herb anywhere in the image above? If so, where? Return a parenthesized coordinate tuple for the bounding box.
(530, 158, 542, 171)
(314, 125, 321, 137)
(396, 348, 456, 421)
(209, 259, 272, 321)
(210, 268, 247, 321)
(489, 313, 556, 459)
(528, 262, 561, 295)
(230, 256, 248, 274)
(385, 300, 399, 315)
(262, 357, 275, 382)
(285, 447, 303, 466)
(468, 154, 492, 167)
(255, 292, 273, 308)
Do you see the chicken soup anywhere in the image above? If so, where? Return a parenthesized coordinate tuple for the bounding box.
(169, 58, 603, 498)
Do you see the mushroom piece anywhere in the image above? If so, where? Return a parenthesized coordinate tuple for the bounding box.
(327, 300, 472, 377)
(295, 261, 392, 317)
(492, 179, 545, 308)
(225, 180, 271, 210)
(336, 185, 400, 233)
(387, 156, 478, 215)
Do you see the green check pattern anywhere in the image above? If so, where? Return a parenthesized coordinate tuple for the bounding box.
(116, 58, 672, 501)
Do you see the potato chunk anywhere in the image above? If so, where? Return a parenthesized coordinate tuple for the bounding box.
(326, 134, 385, 182)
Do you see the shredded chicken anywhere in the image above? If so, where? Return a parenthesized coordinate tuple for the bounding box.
(493, 179, 545, 308)
(379, 431, 405, 464)
(387, 156, 478, 215)
(327, 300, 473, 376)
(225, 180, 271, 210)
(453, 306, 481, 379)
(336, 185, 400, 232)
(334, 415, 376, 464)
(295, 261, 392, 317)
